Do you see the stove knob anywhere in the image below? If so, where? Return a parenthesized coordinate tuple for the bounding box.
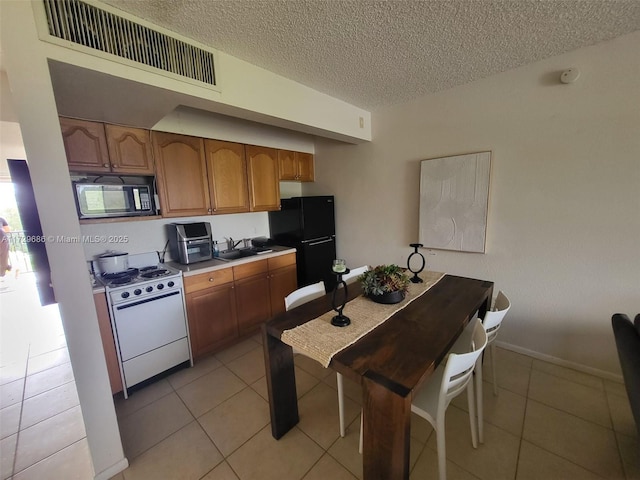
(146, 286, 153, 293)
(134, 289, 142, 296)
(167, 281, 175, 288)
(157, 283, 165, 290)
(121, 292, 130, 299)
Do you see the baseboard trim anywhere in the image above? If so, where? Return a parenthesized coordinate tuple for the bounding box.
(94, 457, 129, 480)
(494, 340, 623, 383)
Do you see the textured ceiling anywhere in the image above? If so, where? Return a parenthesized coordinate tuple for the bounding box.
(100, 0, 640, 111)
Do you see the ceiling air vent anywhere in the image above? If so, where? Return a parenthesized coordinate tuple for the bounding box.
(42, 0, 216, 87)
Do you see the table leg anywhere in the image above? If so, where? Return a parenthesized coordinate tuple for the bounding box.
(362, 373, 411, 480)
(262, 326, 298, 439)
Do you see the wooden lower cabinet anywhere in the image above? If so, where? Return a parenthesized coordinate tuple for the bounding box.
(93, 293, 123, 394)
(185, 271, 237, 360)
(184, 253, 298, 359)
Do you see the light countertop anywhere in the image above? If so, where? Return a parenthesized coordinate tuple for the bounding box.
(167, 246, 296, 276)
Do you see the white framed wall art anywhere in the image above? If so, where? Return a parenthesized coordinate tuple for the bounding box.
(419, 151, 491, 253)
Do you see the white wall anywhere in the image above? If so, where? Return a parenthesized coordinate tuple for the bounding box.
(307, 31, 640, 378)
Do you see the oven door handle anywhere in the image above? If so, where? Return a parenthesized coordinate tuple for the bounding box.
(115, 290, 181, 310)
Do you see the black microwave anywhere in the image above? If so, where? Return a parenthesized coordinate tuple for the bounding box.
(74, 182, 155, 219)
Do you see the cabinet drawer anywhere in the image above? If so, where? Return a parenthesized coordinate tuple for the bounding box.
(233, 259, 268, 280)
(268, 253, 296, 270)
(184, 268, 233, 293)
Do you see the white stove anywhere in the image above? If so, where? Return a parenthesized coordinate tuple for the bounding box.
(95, 252, 193, 398)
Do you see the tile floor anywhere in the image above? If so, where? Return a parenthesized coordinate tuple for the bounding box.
(1, 273, 638, 479)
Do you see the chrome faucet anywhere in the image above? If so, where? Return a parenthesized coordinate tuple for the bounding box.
(225, 237, 243, 250)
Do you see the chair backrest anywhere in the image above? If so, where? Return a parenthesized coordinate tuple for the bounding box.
(342, 265, 370, 285)
(483, 290, 511, 344)
(611, 313, 640, 437)
(441, 319, 488, 407)
(285, 281, 326, 311)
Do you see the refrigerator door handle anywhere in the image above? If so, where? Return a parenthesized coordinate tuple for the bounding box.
(307, 238, 335, 246)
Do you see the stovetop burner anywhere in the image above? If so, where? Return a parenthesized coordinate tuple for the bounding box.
(140, 268, 169, 279)
(98, 264, 180, 288)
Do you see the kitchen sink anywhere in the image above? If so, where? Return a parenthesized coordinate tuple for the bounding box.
(216, 247, 272, 262)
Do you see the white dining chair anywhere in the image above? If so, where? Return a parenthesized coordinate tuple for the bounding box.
(341, 265, 369, 285)
(284, 281, 349, 437)
(475, 290, 510, 442)
(284, 281, 325, 310)
(451, 290, 511, 444)
(359, 319, 487, 480)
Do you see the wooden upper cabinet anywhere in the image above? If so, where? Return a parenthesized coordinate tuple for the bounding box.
(105, 124, 154, 174)
(295, 152, 315, 182)
(204, 139, 250, 214)
(277, 149, 297, 180)
(278, 150, 314, 182)
(152, 131, 211, 217)
(60, 117, 110, 173)
(246, 145, 280, 212)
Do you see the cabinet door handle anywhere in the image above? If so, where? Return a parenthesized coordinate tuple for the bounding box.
(208, 278, 214, 282)
(103, 163, 109, 168)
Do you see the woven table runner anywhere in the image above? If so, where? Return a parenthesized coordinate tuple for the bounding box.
(281, 271, 445, 367)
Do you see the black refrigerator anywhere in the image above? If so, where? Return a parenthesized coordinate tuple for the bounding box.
(268, 196, 336, 291)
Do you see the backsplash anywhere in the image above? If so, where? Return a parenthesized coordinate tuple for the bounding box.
(80, 212, 269, 262)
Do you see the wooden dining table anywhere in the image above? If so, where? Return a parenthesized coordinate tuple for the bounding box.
(262, 274, 494, 480)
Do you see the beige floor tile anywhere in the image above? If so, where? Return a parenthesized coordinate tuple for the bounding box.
(297, 382, 360, 449)
(167, 354, 223, 390)
(451, 381, 526, 438)
(215, 338, 261, 364)
(28, 334, 67, 359)
(617, 432, 640, 480)
(250, 332, 263, 345)
(302, 453, 357, 479)
(12, 438, 93, 480)
(523, 400, 623, 478)
(604, 379, 627, 398)
(322, 372, 362, 404)
(249, 376, 268, 400)
(226, 347, 265, 385)
(20, 381, 79, 429)
(1, 433, 17, 480)
(426, 405, 520, 480)
(0, 402, 21, 439)
(294, 354, 334, 380)
(528, 369, 611, 428)
(295, 366, 322, 399)
(108, 473, 125, 480)
(13, 405, 86, 473)
(227, 425, 323, 480)
(25, 348, 69, 376)
(481, 353, 531, 397)
(328, 418, 425, 480)
(176, 366, 245, 418)
(326, 418, 364, 479)
(23, 362, 74, 399)
(607, 390, 638, 437)
(531, 359, 604, 391)
(198, 387, 270, 456)
(0, 361, 27, 386)
(122, 421, 223, 480)
(515, 440, 602, 480)
(201, 460, 240, 479)
(411, 412, 435, 443)
(489, 347, 533, 369)
(410, 446, 481, 480)
(118, 392, 193, 459)
(0, 377, 24, 408)
(114, 379, 174, 419)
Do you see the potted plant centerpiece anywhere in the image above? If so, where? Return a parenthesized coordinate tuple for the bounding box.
(358, 264, 410, 304)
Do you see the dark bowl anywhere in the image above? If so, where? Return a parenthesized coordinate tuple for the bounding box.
(368, 290, 405, 304)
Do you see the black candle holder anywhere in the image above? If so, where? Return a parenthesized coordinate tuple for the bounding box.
(407, 243, 426, 283)
(331, 268, 351, 327)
